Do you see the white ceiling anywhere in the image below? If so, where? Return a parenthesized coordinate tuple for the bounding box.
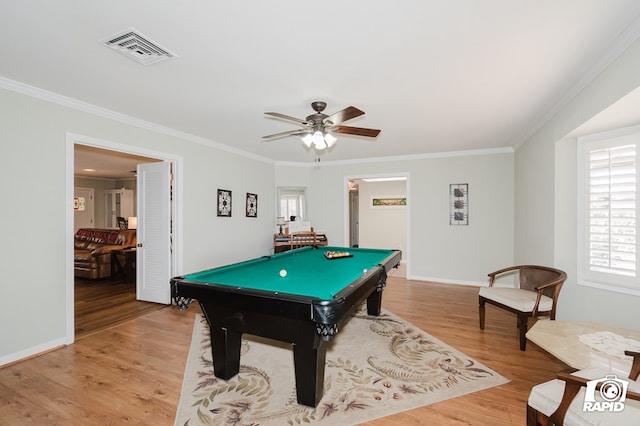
(2, 1, 640, 165)
(74, 145, 159, 180)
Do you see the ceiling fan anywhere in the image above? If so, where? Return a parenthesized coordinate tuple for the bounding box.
(262, 101, 381, 150)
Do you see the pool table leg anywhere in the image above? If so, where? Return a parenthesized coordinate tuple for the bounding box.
(210, 325, 242, 380)
(366, 287, 383, 315)
(293, 338, 328, 407)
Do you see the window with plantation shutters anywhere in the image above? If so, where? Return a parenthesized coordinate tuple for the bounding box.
(578, 126, 638, 295)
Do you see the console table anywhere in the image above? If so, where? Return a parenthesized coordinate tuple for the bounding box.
(111, 248, 136, 283)
(273, 233, 328, 253)
(527, 320, 640, 374)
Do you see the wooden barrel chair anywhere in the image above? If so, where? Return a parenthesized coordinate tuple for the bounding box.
(479, 265, 567, 351)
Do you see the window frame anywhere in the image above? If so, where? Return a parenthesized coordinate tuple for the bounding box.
(277, 186, 307, 222)
(577, 125, 638, 296)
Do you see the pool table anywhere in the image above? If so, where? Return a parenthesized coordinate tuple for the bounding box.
(170, 245, 401, 407)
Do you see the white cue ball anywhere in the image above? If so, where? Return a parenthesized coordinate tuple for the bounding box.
(363, 269, 368, 274)
(279, 269, 287, 277)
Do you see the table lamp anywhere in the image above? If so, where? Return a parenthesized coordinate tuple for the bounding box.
(276, 217, 286, 235)
(127, 217, 137, 230)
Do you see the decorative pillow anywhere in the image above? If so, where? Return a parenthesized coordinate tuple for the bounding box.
(75, 229, 121, 244)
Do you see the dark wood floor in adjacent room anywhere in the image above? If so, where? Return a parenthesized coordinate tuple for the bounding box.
(0, 273, 567, 425)
(74, 277, 167, 339)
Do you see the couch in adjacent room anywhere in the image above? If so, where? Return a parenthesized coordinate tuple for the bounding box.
(74, 228, 137, 279)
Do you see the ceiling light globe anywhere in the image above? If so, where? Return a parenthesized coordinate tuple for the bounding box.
(312, 131, 326, 149)
(324, 133, 337, 147)
(301, 133, 313, 148)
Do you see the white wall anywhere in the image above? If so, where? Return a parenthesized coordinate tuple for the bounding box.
(357, 181, 407, 255)
(515, 38, 640, 329)
(0, 86, 276, 364)
(276, 151, 515, 284)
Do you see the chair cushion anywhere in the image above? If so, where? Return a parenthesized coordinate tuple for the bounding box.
(528, 366, 640, 425)
(479, 287, 553, 312)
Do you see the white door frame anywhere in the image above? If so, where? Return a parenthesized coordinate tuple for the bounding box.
(343, 173, 410, 277)
(65, 132, 183, 343)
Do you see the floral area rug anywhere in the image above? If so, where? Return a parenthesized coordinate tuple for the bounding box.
(175, 307, 508, 425)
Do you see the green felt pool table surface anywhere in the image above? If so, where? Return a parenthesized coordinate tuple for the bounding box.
(183, 246, 397, 300)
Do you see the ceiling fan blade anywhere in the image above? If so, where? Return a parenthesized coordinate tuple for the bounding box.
(262, 129, 308, 140)
(331, 125, 381, 138)
(264, 112, 308, 125)
(324, 106, 364, 125)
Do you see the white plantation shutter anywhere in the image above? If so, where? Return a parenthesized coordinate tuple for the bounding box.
(588, 144, 636, 275)
(578, 127, 638, 295)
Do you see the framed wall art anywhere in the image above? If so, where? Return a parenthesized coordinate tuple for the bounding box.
(450, 183, 468, 225)
(73, 197, 85, 211)
(217, 189, 232, 217)
(370, 195, 407, 208)
(246, 192, 258, 218)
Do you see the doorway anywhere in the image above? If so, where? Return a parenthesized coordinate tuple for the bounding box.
(66, 133, 183, 342)
(345, 174, 409, 276)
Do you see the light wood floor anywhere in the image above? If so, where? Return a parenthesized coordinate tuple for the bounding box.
(0, 274, 567, 425)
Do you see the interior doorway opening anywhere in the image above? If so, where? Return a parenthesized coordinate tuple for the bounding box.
(67, 134, 182, 342)
(73, 144, 163, 338)
(345, 174, 409, 277)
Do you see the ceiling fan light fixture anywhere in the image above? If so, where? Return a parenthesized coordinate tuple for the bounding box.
(299, 131, 337, 150)
(268, 101, 380, 154)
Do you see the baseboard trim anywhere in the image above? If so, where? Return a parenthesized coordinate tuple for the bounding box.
(0, 337, 70, 367)
(407, 275, 487, 287)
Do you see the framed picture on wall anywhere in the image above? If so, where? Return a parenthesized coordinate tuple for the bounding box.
(217, 189, 232, 217)
(450, 183, 468, 225)
(370, 195, 407, 208)
(246, 192, 257, 218)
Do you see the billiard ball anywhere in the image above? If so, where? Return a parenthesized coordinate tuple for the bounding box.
(279, 269, 287, 277)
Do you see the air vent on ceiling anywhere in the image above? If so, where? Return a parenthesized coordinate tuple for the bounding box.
(101, 28, 178, 66)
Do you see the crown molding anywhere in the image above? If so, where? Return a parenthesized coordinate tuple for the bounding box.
(0, 76, 275, 165)
(274, 146, 514, 168)
(513, 14, 640, 150)
(1, 75, 513, 168)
